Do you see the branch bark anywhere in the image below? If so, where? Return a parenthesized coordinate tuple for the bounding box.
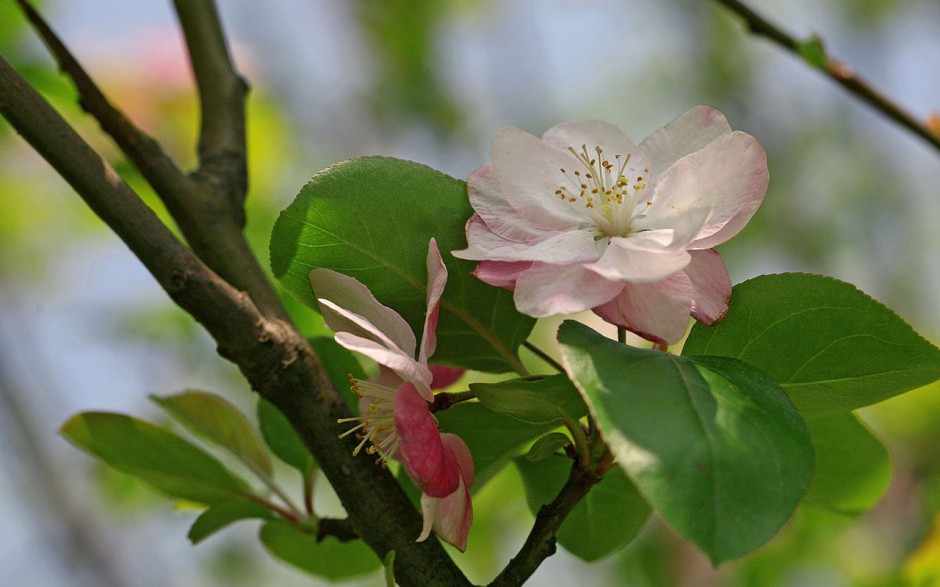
(13, 0, 288, 322)
(0, 54, 470, 587)
(712, 0, 940, 152)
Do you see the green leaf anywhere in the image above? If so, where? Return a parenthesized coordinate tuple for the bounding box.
(151, 391, 273, 478)
(188, 500, 274, 544)
(61, 412, 250, 504)
(797, 35, 828, 70)
(435, 402, 558, 490)
(269, 156, 534, 373)
(525, 432, 572, 462)
(683, 273, 940, 417)
(516, 454, 650, 561)
(260, 520, 381, 580)
(805, 412, 891, 515)
(470, 374, 588, 424)
(257, 398, 317, 477)
(308, 335, 367, 410)
(558, 321, 814, 564)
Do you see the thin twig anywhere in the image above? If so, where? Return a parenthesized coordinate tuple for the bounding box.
(712, 0, 940, 152)
(13, 0, 289, 322)
(0, 55, 471, 587)
(172, 0, 249, 217)
(522, 341, 564, 373)
(431, 390, 476, 413)
(488, 462, 601, 587)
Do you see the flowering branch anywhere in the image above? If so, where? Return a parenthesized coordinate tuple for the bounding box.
(713, 0, 940, 152)
(0, 44, 470, 587)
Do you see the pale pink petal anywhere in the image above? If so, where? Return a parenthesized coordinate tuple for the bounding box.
(418, 493, 438, 543)
(685, 249, 731, 325)
(420, 239, 448, 364)
(466, 165, 544, 241)
(639, 106, 732, 179)
(455, 216, 600, 264)
(490, 127, 594, 230)
(317, 299, 408, 356)
(513, 262, 624, 316)
(645, 131, 768, 249)
(586, 236, 691, 283)
(424, 434, 474, 551)
(542, 119, 642, 163)
(472, 260, 533, 290)
(310, 269, 417, 357)
(429, 365, 465, 389)
(395, 383, 461, 498)
(593, 272, 695, 344)
(334, 332, 433, 399)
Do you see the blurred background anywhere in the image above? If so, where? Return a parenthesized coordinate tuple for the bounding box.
(1, 0, 940, 585)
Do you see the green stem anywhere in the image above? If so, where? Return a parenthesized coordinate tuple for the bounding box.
(562, 418, 592, 470)
(522, 341, 564, 372)
(617, 327, 627, 344)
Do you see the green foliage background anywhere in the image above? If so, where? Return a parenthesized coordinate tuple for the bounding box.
(2, 1, 940, 586)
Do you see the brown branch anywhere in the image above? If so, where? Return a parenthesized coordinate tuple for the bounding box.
(317, 517, 359, 543)
(488, 462, 601, 587)
(0, 55, 470, 587)
(712, 0, 940, 152)
(13, 0, 288, 322)
(172, 0, 248, 217)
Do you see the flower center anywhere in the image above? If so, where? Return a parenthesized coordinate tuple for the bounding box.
(337, 375, 400, 467)
(554, 144, 652, 236)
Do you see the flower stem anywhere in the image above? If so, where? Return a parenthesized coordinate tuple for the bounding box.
(523, 341, 564, 372)
(617, 327, 627, 344)
(431, 389, 476, 412)
(562, 418, 592, 470)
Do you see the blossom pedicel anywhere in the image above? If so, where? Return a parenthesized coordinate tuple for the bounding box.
(309, 239, 474, 551)
(453, 106, 769, 344)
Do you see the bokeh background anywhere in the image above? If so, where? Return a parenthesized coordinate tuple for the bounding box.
(2, 0, 940, 585)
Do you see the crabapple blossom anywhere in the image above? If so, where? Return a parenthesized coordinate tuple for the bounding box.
(453, 106, 769, 344)
(309, 239, 474, 551)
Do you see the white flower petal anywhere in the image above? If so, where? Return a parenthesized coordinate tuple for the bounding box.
(685, 249, 731, 325)
(542, 119, 641, 161)
(466, 164, 544, 241)
(646, 131, 768, 249)
(593, 273, 694, 345)
(513, 263, 624, 316)
(454, 215, 601, 264)
(420, 239, 448, 364)
(586, 237, 691, 283)
(333, 332, 433, 399)
(639, 106, 732, 179)
(490, 127, 596, 230)
(310, 269, 417, 357)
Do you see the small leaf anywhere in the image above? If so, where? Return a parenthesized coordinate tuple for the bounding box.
(525, 432, 572, 462)
(260, 520, 381, 580)
(269, 156, 534, 373)
(683, 273, 940, 417)
(797, 35, 828, 69)
(188, 500, 274, 544)
(257, 398, 316, 477)
(61, 412, 250, 504)
(152, 391, 273, 478)
(516, 454, 650, 561)
(558, 321, 814, 564)
(470, 374, 588, 424)
(435, 402, 558, 490)
(805, 412, 891, 514)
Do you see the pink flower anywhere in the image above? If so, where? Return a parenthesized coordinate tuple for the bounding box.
(309, 239, 474, 551)
(453, 106, 769, 344)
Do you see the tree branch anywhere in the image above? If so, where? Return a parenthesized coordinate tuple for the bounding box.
(13, 0, 288, 322)
(713, 0, 940, 152)
(0, 55, 470, 587)
(317, 517, 359, 543)
(172, 0, 248, 216)
(488, 462, 600, 587)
